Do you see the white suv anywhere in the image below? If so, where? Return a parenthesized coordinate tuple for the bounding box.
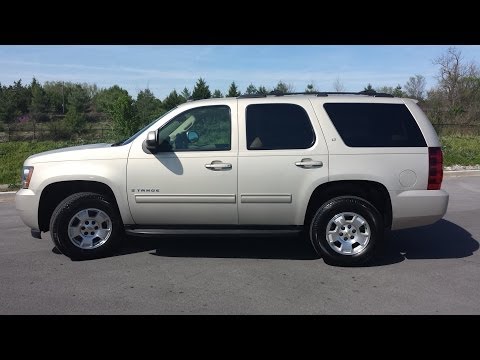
(16, 91, 449, 266)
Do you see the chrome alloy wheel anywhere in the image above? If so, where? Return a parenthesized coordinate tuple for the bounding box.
(325, 212, 370, 255)
(67, 208, 112, 249)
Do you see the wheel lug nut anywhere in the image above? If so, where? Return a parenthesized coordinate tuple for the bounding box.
(95, 226, 98, 230)
(348, 225, 351, 229)
(84, 232, 88, 235)
(341, 226, 345, 230)
(350, 236, 354, 239)
(81, 226, 85, 230)
(352, 229, 356, 233)
(344, 237, 348, 240)
(85, 221, 89, 225)
(90, 232, 95, 235)
(339, 232, 343, 236)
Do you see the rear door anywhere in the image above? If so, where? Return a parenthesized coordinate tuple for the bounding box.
(237, 98, 329, 225)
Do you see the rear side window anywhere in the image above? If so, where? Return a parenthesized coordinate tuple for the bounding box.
(246, 104, 315, 150)
(323, 103, 426, 147)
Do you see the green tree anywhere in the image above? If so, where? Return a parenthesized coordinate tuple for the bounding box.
(163, 90, 185, 111)
(93, 85, 129, 114)
(364, 83, 374, 91)
(43, 81, 74, 114)
(29, 78, 48, 122)
(67, 84, 90, 113)
(64, 84, 90, 134)
(110, 92, 138, 139)
(84, 83, 98, 99)
(305, 83, 317, 93)
(274, 81, 294, 94)
(257, 86, 269, 95)
(212, 89, 223, 98)
(0, 79, 32, 123)
(376, 86, 394, 94)
(0, 84, 17, 123)
(64, 109, 86, 136)
(13, 79, 31, 115)
(136, 88, 163, 126)
(191, 78, 211, 100)
(392, 85, 406, 97)
(245, 84, 257, 94)
(181, 87, 191, 101)
(376, 85, 406, 97)
(227, 81, 241, 97)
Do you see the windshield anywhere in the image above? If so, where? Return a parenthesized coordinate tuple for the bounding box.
(111, 107, 177, 147)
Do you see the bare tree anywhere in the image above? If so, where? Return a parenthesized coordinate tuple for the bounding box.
(404, 75, 426, 100)
(433, 47, 477, 106)
(333, 77, 345, 92)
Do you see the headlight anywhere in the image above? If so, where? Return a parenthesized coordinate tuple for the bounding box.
(21, 166, 34, 189)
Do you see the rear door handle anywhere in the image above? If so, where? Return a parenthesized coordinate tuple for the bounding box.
(205, 162, 232, 170)
(295, 158, 323, 168)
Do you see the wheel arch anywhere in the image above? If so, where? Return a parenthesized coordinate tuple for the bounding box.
(304, 180, 392, 229)
(38, 181, 124, 232)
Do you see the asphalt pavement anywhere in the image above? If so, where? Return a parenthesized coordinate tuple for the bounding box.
(0, 174, 479, 314)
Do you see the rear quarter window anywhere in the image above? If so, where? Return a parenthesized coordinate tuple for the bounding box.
(323, 103, 426, 147)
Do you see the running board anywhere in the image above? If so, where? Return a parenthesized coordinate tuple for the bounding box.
(125, 228, 302, 237)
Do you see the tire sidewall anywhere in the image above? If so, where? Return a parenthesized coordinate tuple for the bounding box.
(51, 193, 122, 260)
(309, 196, 383, 266)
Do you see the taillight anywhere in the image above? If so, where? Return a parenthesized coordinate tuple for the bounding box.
(428, 147, 443, 190)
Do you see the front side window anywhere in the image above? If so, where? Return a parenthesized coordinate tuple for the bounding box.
(246, 104, 315, 150)
(157, 105, 231, 151)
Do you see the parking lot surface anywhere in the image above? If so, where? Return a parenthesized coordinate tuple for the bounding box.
(0, 174, 479, 314)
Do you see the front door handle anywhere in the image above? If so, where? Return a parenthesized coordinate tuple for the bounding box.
(295, 158, 323, 168)
(205, 162, 232, 171)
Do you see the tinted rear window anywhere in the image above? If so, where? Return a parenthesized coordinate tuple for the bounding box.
(323, 103, 426, 147)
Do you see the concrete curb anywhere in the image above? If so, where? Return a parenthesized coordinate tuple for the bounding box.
(0, 191, 16, 195)
(443, 170, 480, 177)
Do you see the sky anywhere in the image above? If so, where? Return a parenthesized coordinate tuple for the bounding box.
(1, 45, 480, 99)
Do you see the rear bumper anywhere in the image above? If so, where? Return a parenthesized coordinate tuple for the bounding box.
(15, 189, 40, 231)
(390, 189, 449, 230)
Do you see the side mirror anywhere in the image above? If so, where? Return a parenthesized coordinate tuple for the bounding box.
(145, 131, 158, 150)
(186, 130, 199, 143)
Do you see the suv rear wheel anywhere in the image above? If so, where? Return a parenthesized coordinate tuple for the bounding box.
(309, 196, 383, 266)
(50, 192, 123, 260)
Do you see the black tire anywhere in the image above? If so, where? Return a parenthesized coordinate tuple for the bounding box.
(49, 192, 123, 260)
(309, 196, 383, 266)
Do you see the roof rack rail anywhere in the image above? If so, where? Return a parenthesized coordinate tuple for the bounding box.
(316, 90, 394, 97)
(237, 94, 267, 99)
(236, 90, 395, 99)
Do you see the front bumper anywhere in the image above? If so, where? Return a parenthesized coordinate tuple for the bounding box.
(390, 189, 449, 230)
(15, 188, 40, 231)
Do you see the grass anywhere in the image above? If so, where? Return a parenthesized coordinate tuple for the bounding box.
(1, 136, 479, 185)
(440, 135, 480, 166)
(0, 140, 97, 185)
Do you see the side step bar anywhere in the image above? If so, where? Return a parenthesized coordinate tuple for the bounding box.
(125, 228, 302, 237)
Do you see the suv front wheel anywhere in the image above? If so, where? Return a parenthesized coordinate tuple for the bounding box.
(309, 196, 383, 266)
(50, 192, 123, 260)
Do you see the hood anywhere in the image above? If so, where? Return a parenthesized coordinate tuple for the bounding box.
(25, 143, 131, 164)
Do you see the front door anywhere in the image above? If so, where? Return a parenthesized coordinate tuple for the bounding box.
(127, 103, 238, 225)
